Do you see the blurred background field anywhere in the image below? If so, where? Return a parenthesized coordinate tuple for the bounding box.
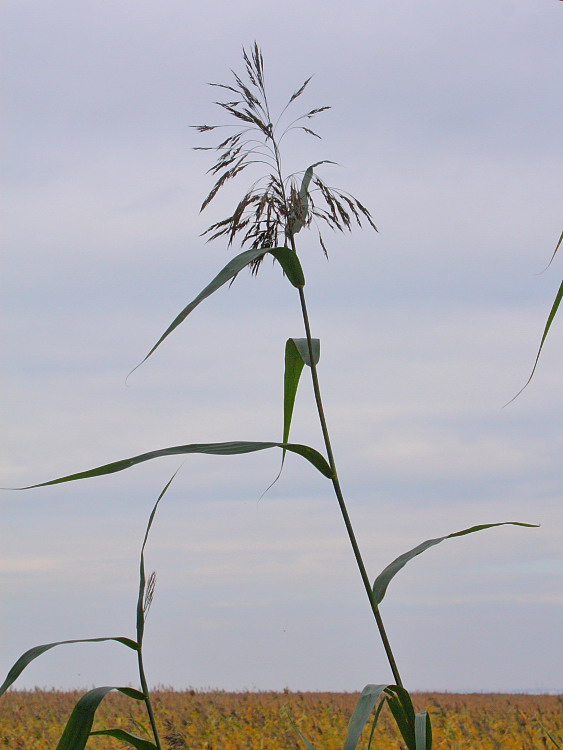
(1, 690, 561, 749)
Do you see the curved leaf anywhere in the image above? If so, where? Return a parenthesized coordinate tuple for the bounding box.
(505, 279, 563, 405)
(130, 246, 303, 373)
(137, 473, 177, 643)
(415, 712, 432, 750)
(290, 161, 334, 235)
(372, 522, 538, 606)
(284, 338, 321, 446)
(269, 247, 305, 288)
(90, 728, 158, 750)
(385, 686, 417, 750)
(0, 637, 138, 697)
(55, 686, 145, 750)
(344, 684, 390, 750)
(15, 440, 333, 490)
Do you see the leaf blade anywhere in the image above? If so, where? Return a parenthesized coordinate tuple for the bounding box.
(55, 687, 145, 750)
(0, 638, 138, 697)
(343, 684, 390, 750)
(415, 712, 433, 750)
(372, 522, 538, 606)
(16, 440, 333, 490)
(90, 728, 158, 750)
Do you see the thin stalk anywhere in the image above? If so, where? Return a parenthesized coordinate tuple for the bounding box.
(296, 275, 403, 688)
(137, 647, 162, 749)
(267, 134, 404, 686)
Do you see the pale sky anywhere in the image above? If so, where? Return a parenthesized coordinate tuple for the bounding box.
(1, 0, 562, 694)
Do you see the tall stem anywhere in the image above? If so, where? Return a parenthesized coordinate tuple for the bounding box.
(266, 128, 403, 686)
(296, 280, 403, 687)
(137, 647, 162, 749)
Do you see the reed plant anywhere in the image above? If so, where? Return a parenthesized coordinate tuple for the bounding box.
(2, 44, 540, 749)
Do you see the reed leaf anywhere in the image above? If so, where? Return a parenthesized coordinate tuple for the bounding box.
(130, 246, 303, 373)
(415, 711, 433, 750)
(505, 279, 563, 405)
(372, 522, 538, 606)
(16, 440, 333, 489)
(90, 728, 158, 750)
(0, 638, 138, 697)
(137, 473, 176, 643)
(55, 686, 145, 750)
(343, 684, 390, 750)
(284, 338, 321, 446)
(384, 685, 417, 749)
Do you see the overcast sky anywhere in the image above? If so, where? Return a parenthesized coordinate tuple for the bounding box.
(1, 0, 561, 695)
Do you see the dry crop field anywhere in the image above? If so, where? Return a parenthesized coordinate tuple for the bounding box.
(1, 690, 560, 749)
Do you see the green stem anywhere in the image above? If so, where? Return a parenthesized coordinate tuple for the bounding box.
(296, 282, 403, 688)
(137, 647, 162, 750)
(266, 125, 403, 686)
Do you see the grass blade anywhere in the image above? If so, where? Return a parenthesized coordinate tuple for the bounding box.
(137, 473, 177, 643)
(505, 279, 563, 405)
(55, 686, 145, 750)
(372, 521, 538, 606)
(385, 686, 417, 750)
(90, 728, 158, 750)
(538, 721, 561, 748)
(296, 730, 319, 750)
(130, 246, 303, 374)
(415, 712, 432, 750)
(0, 638, 138, 697)
(291, 161, 334, 235)
(366, 697, 386, 749)
(343, 684, 390, 750)
(15, 440, 333, 489)
(283, 338, 321, 445)
(269, 247, 305, 288)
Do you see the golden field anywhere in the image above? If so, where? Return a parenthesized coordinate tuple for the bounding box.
(1, 690, 561, 749)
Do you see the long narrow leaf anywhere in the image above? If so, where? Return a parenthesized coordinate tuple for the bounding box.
(372, 522, 538, 606)
(291, 161, 334, 235)
(344, 684, 390, 750)
(540, 229, 563, 272)
(0, 637, 138, 697)
(55, 686, 145, 750)
(385, 686, 417, 750)
(15, 440, 333, 489)
(415, 712, 432, 750)
(269, 247, 305, 288)
(366, 698, 386, 749)
(505, 279, 563, 405)
(90, 728, 158, 750)
(283, 338, 321, 446)
(137, 473, 177, 643)
(296, 730, 319, 750)
(130, 246, 303, 373)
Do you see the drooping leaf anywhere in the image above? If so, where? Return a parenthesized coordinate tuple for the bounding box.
(372, 522, 538, 606)
(538, 721, 561, 748)
(0, 638, 138, 697)
(290, 161, 334, 235)
(283, 338, 321, 446)
(55, 687, 145, 750)
(505, 279, 563, 405)
(541, 229, 563, 272)
(415, 712, 433, 750)
(384, 686, 417, 750)
(90, 728, 158, 750)
(16, 440, 333, 490)
(129, 246, 303, 373)
(137, 473, 178, 644)
(366, 697, 386, 749)
(296, 730, 319, 750)
(269, 246, 305, 288)
(343, 684, 390, 750)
